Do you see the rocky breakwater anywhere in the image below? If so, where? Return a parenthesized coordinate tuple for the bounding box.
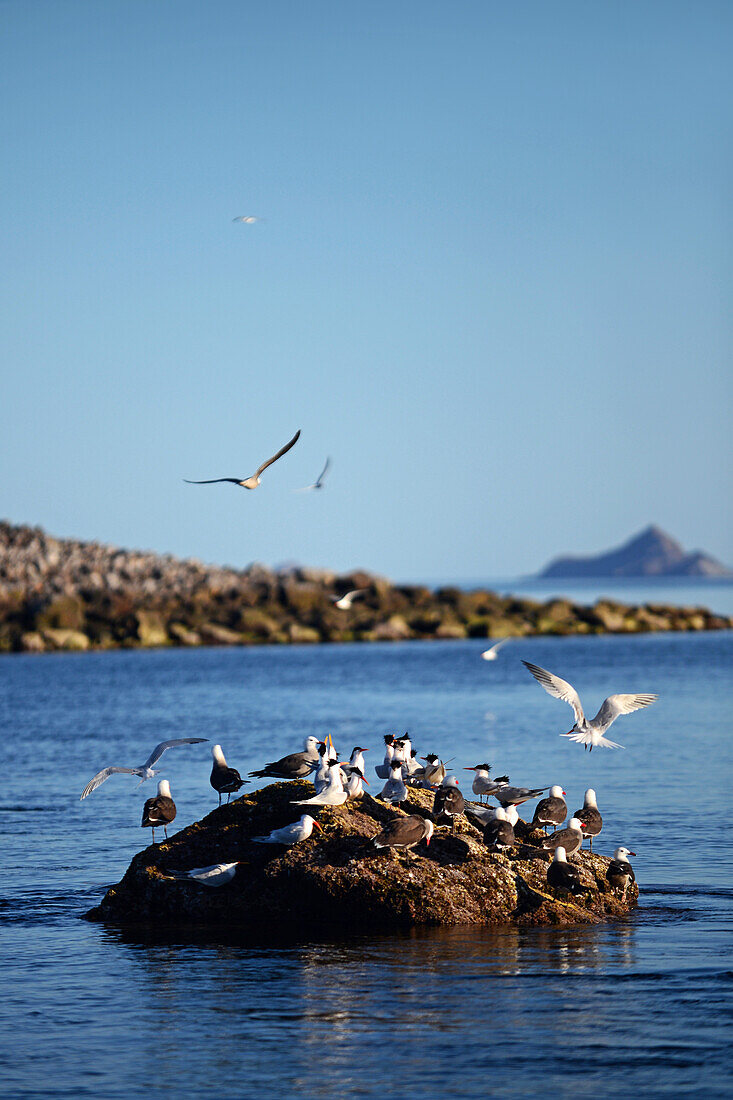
(1, 520, 731, 654)
(85, 783, 637, 931)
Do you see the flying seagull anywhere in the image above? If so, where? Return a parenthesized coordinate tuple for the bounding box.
(80, 738, 208, 800)
(332, 589, 367, 611)
(297, 456, 331, 492)
(232, 215, 261, 223)
(184, 429, 301, 490)
(522, 660, 658, 750)
(480, 638, 510, 661)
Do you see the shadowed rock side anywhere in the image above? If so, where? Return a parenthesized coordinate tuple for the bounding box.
(85, 783, 638, 932)
(1, 520, 731, 653)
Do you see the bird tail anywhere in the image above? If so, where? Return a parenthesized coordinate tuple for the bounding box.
(596, 734, 624, 749)
(560, 730, 623, 749)
(251, 836, 274, 844)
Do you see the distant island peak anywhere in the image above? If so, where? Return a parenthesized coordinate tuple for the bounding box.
(539, 525, 732, 579)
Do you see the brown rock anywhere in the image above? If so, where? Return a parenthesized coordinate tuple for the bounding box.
(41, 628, 90, 651)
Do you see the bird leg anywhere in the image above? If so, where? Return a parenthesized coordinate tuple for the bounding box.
(164, 825, 168, 840)
(218, 792, 222, 807)
(151, 827, 156, 845)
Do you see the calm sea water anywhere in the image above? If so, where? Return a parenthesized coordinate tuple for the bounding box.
(1, 632, 732, 1098)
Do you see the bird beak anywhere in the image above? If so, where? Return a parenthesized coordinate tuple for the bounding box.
(425, 836, 431, 846)
(363, 777, 370, 786)
(313, 820, 324, 832)
(562, 791, 566, 796)
(629, 850, 637, 857)
(464, 767, 477, 771)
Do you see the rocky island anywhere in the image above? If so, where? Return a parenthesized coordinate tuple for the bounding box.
(85, 783, 637, 931)
(1, 519, 730, 655)
(540, 525, 732, 578)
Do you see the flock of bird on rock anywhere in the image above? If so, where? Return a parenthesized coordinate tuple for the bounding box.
(79, 657, 652, 901)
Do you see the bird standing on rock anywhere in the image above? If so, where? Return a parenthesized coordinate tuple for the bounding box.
(573, 789, 603, 852)
(483, 807, 515, 852)
(293, 761, 348, 808)
(541, 816, 585, 858)
(253, 814, 323, 845)
(210, 744, 246, 805)
(379, 760, 407, 808)
(547, 846, 586, 895)
(248, 736, 322, 781)
(433, 776, 465, 833)
(421, 754, 446, 788)
(606, 847, 636, 896)
(372, 816, 434, 860)
(532, 785, 567, 833)
(141, 779, 176, 844)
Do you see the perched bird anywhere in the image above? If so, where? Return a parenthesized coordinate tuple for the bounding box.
(375, 735, 396, 780)
(340, 746, 368, 777)
(141, 780, 176, 844)
(297, 456, 331, 491)
(248, 736, 322, 781)
(293, 762, 348, 808)
(344, 767, 369, 799)
(403, 748, 422, 780)
(522, 661, 658, 750)
(547, 846, 586, 895)
(184, 429, 301, 491)
(169, 862, 244, 887)
(252, 814, 323, 845)
(379, 761, 407, 808)
(480, 638, 510, 661)
(80, 738, 208, 800)
(332, 588, 367, 611)
(432, 776, 465, 833)
(464, 763, 501, 802)
(372, 815, 434, 859)
(606, 847, 636, 896)
(311, 742, 333, 793)
(501, 802, 519, 827)
(573, 789, 603, 852)
(232, 215, 261, 223)
(464, 800, 500, 827)
(210, 744, 246, 805)
(541, 817, 585, 858)
(532, 785, 568, 833)
(483, 807, 515, 852)
(421, 754, 446, 788)
(493, 781, 548, 808)
(392, 737, 411, 765)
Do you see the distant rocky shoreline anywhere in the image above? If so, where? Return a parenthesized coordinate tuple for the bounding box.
(1, 521, 730, 655)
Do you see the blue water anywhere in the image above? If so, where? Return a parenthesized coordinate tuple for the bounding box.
(1, 633, 732, 1098)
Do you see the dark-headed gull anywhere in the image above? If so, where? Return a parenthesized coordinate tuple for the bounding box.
(184, 429, 300, 490)
(248, 736, 322, 780)
(523, 660, 657, 750)
(80, 738, 208, 800)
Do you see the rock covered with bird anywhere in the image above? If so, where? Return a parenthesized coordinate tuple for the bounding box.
(86, 778, 638, 931)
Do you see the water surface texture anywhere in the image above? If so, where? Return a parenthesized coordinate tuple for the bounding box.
(1, 633, 732, 1098)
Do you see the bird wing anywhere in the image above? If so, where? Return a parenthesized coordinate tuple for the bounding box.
(254, 429, 301, 478)
(315, 456, 331, 486)
(80, 767, 138, 800)
(143, 738, 209, 769)
(487, 638, 510, 657)
(592, 694, 658, 730)
(522, 661, 585, 725)
(183, 478, 243, 485)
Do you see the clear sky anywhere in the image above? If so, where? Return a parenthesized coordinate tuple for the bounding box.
(2, 0, 731, 580)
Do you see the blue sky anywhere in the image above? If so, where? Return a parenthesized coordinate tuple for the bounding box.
(1, 0, 731, 579)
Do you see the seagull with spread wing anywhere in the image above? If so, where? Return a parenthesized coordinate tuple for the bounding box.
(480, 638, 510, 661)
(297, 456, 331, 491)
(522, 660, 657, 750)
(184, 429, 300, 490)
(80, 738, 208, 800)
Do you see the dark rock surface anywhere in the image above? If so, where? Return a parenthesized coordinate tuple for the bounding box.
(540, 525, 732, 578)
(1, 520, 730, 654)
(86, 783, 638, 932)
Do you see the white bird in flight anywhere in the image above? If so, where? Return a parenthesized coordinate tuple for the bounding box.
(297, 456, 331, 492)
(522, 660, 658, 750)
(332, 589, 367, 611)
(232, 215, 261, 223)
(480, 638, 510, 661)
(184, 429, 300, 490)
(80, 738, 208, 800)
